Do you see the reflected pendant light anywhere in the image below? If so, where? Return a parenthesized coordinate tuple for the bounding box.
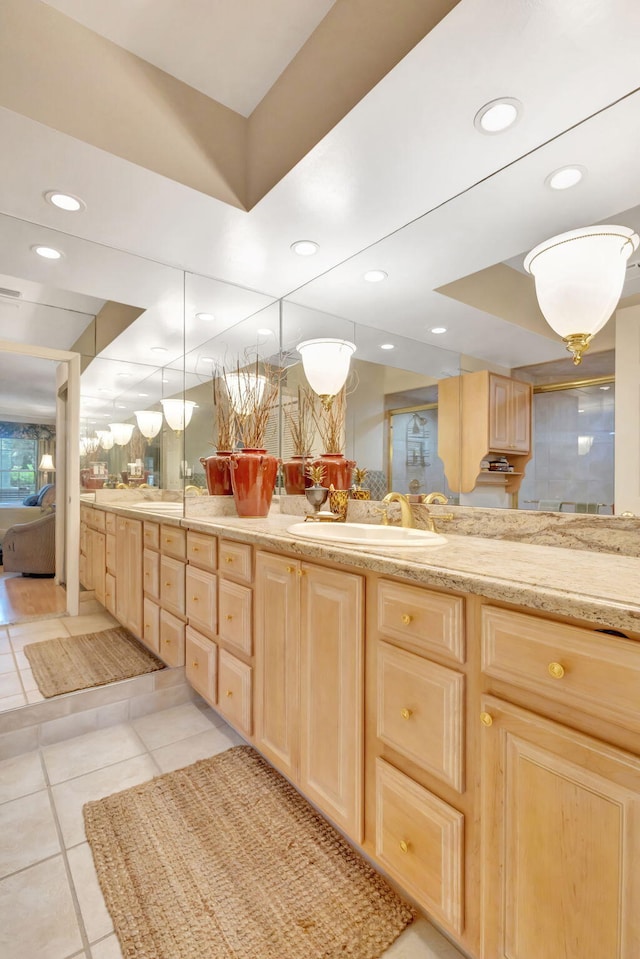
(96, 430, 114, 451)
(109, 423, 135, 446)
(161, 399, 196, 433)
(524, 225, 639, 364)
(296, 338, 356, 408)
(135, 410, 163, 440)
(224, 372, 266, 415)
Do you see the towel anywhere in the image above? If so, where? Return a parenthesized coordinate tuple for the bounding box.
(575, 503, 599, 513)
(538, 500, 562, 511)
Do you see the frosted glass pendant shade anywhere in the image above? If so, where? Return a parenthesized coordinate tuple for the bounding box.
(96, 430, 114, 451)
(224, 373, 266, 415)
(524, 225, 639, 363)
(109, 423, 135, 446)
(135, 410, 163, 440)
(297, 338, 356, 406)
(161, 399, 196, 432)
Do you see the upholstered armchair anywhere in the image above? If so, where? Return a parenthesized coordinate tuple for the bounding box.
(2, 510, 56, 576)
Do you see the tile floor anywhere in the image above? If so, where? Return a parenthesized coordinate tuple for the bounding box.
(0, 600, 117, 711)
(0, 700, 465, 959)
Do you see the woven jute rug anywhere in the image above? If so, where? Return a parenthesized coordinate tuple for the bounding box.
(24, 626, 164, 697)
(84, 745, 414, 959)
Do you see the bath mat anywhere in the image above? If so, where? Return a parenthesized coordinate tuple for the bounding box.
(84, 745, 414, 959)
(23, 626, 164, 697)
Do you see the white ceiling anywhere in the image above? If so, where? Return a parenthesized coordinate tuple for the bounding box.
(41, 0, 336, 116)
(2, 0, 640, 421)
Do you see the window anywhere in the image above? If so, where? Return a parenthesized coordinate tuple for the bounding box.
(0, 438, 38, 504)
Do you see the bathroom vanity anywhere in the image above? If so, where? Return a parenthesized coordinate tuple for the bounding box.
(81, 501, 640, 959)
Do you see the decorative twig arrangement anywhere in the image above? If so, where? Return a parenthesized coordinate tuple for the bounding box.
(312, 386, 346, 454)
(283, 386, 316, 456)
(221, 357, 281, 449)
(212, 369, 235, 451)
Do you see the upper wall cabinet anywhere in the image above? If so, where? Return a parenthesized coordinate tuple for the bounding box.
(439, 371, 532, 495)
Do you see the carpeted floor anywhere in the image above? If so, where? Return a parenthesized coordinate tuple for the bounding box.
(24, 625, 165, 697)
(84, 745, 414, 959)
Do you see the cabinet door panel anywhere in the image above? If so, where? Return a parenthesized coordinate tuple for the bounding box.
(143, 548, 160, 600)
(481, 695, 640, 959)
(160, 609, 185, 667)
(511, 379, 531, 452)
(488, 374, 511, 450)
(218, 578, 252, 655)
(160, 555, 186, 617)
(186, 627, 217, 705)
(254, 552, 299, 780)
(299, 564, 364, 841)
(218, 649, 252, 736)
(185, 566, 217, 637)
(143, 597, 160, 654)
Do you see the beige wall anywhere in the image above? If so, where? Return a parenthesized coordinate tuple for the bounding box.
(615, 304, 640, 515)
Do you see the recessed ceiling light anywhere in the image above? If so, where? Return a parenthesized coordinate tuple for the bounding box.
(578, 408, 585, 413)
(32, 245, 63, 260)
(430, 327, 447, 334)
(151, 346, 168, 354)
(364, 270, 388, 283)
(98, 389, 111, 394)
(379, 343, 395, 350)
(474, 98, 521, 134)
(116, 372, 131, 378)
(44, 190, 85, 212)
(196, 312, 214, 321)
(291, 240, 319, 256)
(162, 377, 170, 383)
(202, 357, 215, 363)
(138, 393, 148, 397)
(545, 166, 585, 190)
(600, 385, 611, 391)
(116, 404, 126, 409)
(257, 328, 272, 336)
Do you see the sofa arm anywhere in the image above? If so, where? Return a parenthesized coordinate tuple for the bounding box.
(2, 511, 55, 576)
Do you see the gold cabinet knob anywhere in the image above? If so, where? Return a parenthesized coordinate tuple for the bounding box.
(480, 711, 493, 727)
(297, 568, 306, 577)
(165, 538, 172, 544)
(225, 614, 233, 621)
(164, 582, 171, 588)
(225, 689, 233, 697)
(225, 556, 233, 564)
(400, 708, 413, 720)
(191, 595, 198, 601)
(399, 840, 410, 854)
(401, 613, 412, 625)
(144, 623, 151, 630)
(192, 546, 199, 552)
(165, 638, 171, 644)
(548, 662, 565, 679)
(286, 565, 294, 574)
(144, 571, 149, 577)
(191, 660, 198, 668)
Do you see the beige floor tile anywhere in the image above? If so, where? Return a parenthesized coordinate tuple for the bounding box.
(132, 701, 216, 750)
(64, 613, 118, 636)
(8, 619, 68, 644)
(152, 724, 244, 774)
(0, 671, 22, 698)
(0, 631, 9, 654)
(0, 790, 60, 878)
(0, 692, 27, 712)
(0, 652, 16, 674)
(91, 935, 123, 959)
(382, 919, 465, 958)
(19, 666, 39, 692)
(12, 647, 29, 669)
(43, 723, 146, 785)
(52, 753, 158, 848)
(0, 750, 45, 804)
(0, 855, 83, 959)
(67, 842, 113, 943)
(26, 688, 45, 703)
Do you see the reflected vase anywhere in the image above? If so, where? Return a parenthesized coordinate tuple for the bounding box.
(282, 455, 312, 495)
(313, 453, 356, 492)
(200, 451, 233, 496)
(230, 449, 279, 517)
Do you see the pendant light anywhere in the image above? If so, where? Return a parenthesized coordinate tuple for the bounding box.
(224, 372, 266, 416)
(524, 225, 639, 364)
(296, 338, 356, 408)
(96, 430, 114, 451)
(109, 423, 135, 446)
(161, 399, 196, 433)
(135, 410, 163, 440)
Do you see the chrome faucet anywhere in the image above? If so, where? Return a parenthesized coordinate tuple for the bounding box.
(381, 491, 415, 528)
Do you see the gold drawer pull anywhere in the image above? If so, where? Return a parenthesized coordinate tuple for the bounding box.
(144, 623, 151, 630)
(192, 546, 199, 552)
(548, 662, 565, 679)
(165, 638, 171, 644)
(480, 711, 493, 727)
(165, 582, 172, 588)
(225, 689, 233, 697)
(399, 840, 410, 854)
(225, 556, 233, 564)
(191, 596, 199, 601)
(165, 538, 172, 544)
(401, 613, 412, 625)
(226, 614, 233, 621)
(297, 568, 306, 577)
(400, 708, 413, 720)
(191, 660, 198, 668)
(144, 571, 149, 577)
(286, 565, 295, 573)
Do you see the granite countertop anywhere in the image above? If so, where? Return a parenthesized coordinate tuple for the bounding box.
(95, 503, 640, 635)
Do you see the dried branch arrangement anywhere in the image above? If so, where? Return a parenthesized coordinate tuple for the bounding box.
(283, 386, 316, 456)
(312, 386, 347, 453)
(128, 427, 146, 463)
(212, 369, 236, 450)
(222, 357, 281, 449)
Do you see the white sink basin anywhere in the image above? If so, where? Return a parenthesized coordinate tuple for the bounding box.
(287, 522, 446, 547)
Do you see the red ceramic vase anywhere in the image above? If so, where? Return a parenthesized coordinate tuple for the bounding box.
(200, 452, 233, 496)
(230, 449, 279, 517)
(313, 453, 356, 491)
(282, 455, 312, 495)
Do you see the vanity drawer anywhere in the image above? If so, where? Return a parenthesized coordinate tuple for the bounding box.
(481, 606, 640, 732)
(378, 580, 465, 663)
(160, 555, 186, 617)
(143, 548, 160, 600)
(375, 759, 463, 934)
(217, 649, 252, 736)
(219, 540, 252, 584)
(187, 530, 217, 570)
(88, 509, 105, 532)
(186, 566, 217, 637)
(105, 572, 116, 617)
(105, 512, 116, 535)
(143, 521, 159, 551)
(378, 642, 464, 792)
(161, 525, 186, 560)
(160, 609, 185, 667)
(218, 579, 253, 655)
(143, 597, 160, 654)
(105, 533, 116, 574)
(185, 626, 217, 705)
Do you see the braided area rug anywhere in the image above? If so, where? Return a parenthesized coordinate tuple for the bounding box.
(84, 745, 414, 959)
(24, 626, 164, 697)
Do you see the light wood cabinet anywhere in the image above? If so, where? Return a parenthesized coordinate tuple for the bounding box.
(438, 370, 532, 494)
(115, 516, 143, 638)
(480, 695, 640, 959)
(142, 597, 160, 654)
(217, 648, 252, 736)
(160, 554, 185, 618)
(159, 608, 185, 667)
(104, 571, 116, 616)
(218, 578, 252, 655)
(185, 626, 217, 704)
(185, 565, 217, 637)
(254, 550, 364, 841)
(142, 548, 160, 600)
(186, 530, 217, 570)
